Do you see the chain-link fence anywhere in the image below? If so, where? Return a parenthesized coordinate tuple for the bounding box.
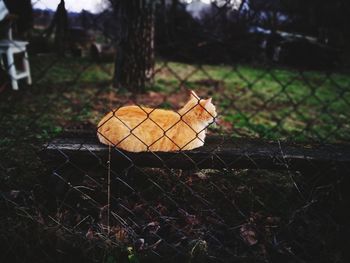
(1, 0, 349, 262)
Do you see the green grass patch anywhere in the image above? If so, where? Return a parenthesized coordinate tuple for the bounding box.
(158, 61, 350, 141)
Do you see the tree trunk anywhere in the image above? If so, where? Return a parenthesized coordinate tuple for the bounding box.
(112, 0, 155, 92)
(4, 0, 33, 37)
(45, 0, 68, 56)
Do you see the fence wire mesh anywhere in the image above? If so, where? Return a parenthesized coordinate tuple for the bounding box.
(0, 0, 349, 262)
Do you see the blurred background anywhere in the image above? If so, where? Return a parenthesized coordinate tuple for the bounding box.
(0, 0, 349, 262)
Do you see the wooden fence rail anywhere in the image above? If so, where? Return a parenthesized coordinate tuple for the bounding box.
(41, 131, 350, 173)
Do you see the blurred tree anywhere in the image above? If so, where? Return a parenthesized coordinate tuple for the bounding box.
(80, 9, 88, 30)
(44, 0, 69, 56)
(199, 1, 260, 63)
(241, 0, 350, 66)
(282, 0, 350, 49)
(248, 0, 350, 48)
(155, 0, 203, 62)
(3, 0, 33, 38)
(109, 0, 156, 92)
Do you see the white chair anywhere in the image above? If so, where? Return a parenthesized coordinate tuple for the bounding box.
(0, 40, 32, 90)
(0, 2, 32, 90)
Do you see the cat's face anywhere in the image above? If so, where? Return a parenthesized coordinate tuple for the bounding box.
(185, 90, 217, 124)
(198, 97, 217, 123)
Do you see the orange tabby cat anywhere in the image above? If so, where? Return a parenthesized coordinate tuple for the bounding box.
(97, 90, 217, 152)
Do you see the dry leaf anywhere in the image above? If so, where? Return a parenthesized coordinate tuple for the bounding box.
(240, 224, 258, 246)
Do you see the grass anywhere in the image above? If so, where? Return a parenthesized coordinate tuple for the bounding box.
(153, 61, 350, 141)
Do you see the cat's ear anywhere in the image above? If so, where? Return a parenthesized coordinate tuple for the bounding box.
(202, 98, 212, 107)
(205, 98, 212, 105)
(190, 90, 200, 101)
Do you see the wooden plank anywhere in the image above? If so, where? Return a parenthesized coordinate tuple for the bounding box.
(41, 132, 350, 172)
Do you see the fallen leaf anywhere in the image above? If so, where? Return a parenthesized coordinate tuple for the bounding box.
(86, 228, 94, 240)
(240, 224, 258, 246)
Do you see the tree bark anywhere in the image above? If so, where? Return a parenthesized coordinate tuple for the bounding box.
(111, 0, 155, 92)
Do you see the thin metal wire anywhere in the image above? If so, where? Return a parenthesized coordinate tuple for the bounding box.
(1, 1, 348, 262)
